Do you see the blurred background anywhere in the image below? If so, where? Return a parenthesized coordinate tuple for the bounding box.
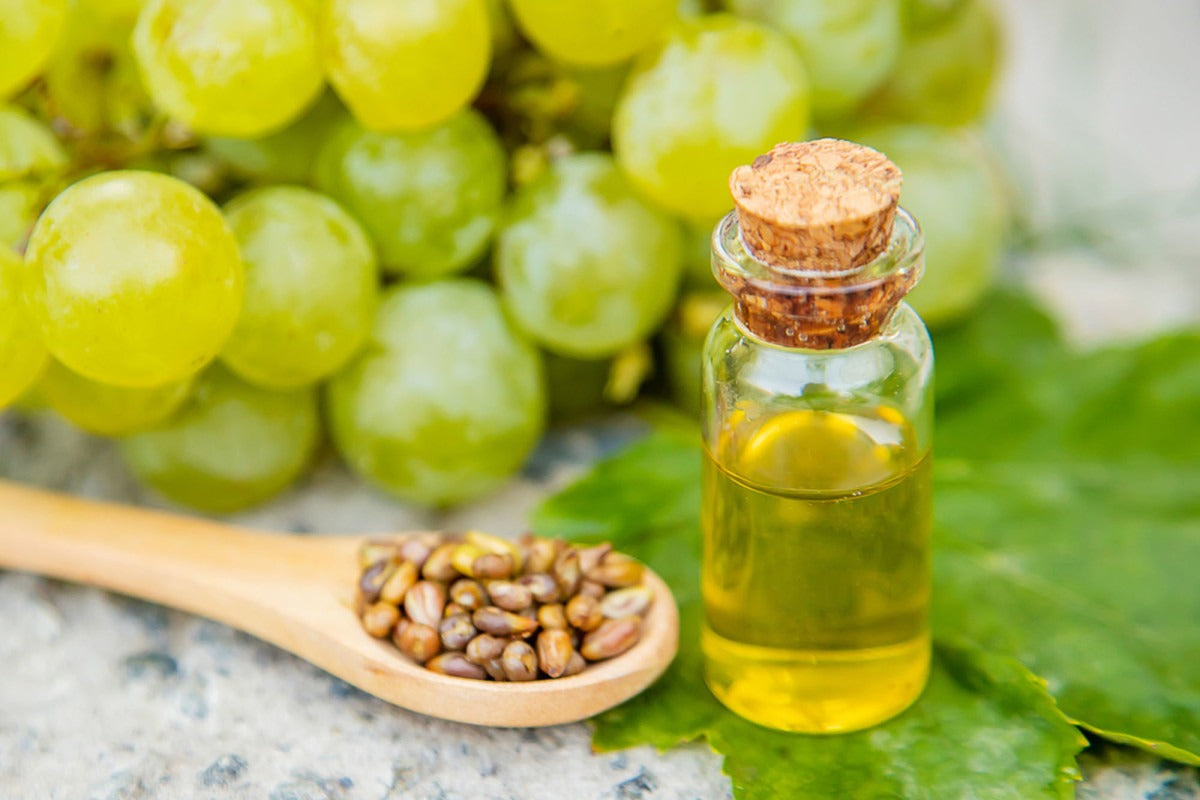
(989, 0, 1200, 343)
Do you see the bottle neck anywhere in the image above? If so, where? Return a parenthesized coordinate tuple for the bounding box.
(711, 209, 925, 350)
(729, 295, 905, 351)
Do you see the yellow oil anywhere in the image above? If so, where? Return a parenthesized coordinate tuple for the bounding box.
(701, 407, 931, 733)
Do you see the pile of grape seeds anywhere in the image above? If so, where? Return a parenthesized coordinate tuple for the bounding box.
(356, 531, 652, 681)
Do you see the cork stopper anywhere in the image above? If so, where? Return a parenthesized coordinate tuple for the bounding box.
(730, 139, 902, 271)
(718, 139, 919, 349)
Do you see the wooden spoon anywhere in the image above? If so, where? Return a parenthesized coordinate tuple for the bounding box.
(0, 480, 679, 727)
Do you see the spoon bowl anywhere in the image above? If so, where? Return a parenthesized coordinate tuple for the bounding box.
(0, 480, 679, 727)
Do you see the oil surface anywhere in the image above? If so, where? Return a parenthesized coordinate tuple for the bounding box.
(702, 407, 931, 733)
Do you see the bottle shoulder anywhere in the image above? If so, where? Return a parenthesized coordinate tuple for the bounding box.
(703, 302, 933, 398)
(705, 303, 931, 364)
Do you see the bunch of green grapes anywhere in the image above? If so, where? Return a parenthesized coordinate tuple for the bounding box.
(0, 0, 1010, 510)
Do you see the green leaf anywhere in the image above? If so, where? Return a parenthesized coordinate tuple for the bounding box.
(933, 290, 1064, 409)
(710, 645, 1085, 800)
(932, 304, 1200, 763)
(535, 426, 701, 553)
(933, 459, 1200, 765)
(934, 296, 1200, 467)
(931, 290, 1067, 461)
(535, 291, 1200, 795)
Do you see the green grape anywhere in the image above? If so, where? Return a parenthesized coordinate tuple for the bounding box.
(39, 359, 192, 436)
(133, 0, 324, 137)
(220, 186, 378, 389)
(681, 218, 719, 290)
(0, 184, 40, 248)
(495, 52, 626, 150)
(206, 92, 346, 184)
(567, 64, 628, 145)
(508, 0, 676, 68)
(314, 110, 506, 279)
(41, 1, 153, 141)
(326, 280, 545, 507)
(23, 170, 244, 388)
(858, 124, 1007, 325)
(119, 139, 232, 198)
(77, 0, 144, 25)
(483, 0, 518, 58)
(865, 0, 1000, 126)
(901, 0, 968, 32)
(0, 106, 67, 182)
(121, 364, 319, 512)
(496, 153, 683, 358)
(320, 0, 490, 132)
(0, 0, 66, 98)
(0, 247, 46, 409)
(728, 0, 901, 118)
(0, 106, 65, 248)
(612, 15, 810, 222)
(543, 351, 611, 422)
(163, 150, 227, 196)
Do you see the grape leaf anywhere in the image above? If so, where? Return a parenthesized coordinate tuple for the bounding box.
(932, 296, 1200, 762)
(709, 646, 1084, 800)
(933, 458, 1200, 765)
(535, 292, 1200, 797)
(932, 313, 1200, 764)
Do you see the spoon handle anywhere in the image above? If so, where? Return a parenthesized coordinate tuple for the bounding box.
(0, 480, 355, 620)
(0, 480, 684, 728)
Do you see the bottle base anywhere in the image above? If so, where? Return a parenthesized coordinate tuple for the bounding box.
(701, 627, 931, 733)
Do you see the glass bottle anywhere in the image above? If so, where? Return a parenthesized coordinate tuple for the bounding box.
(700, 140, 933, 733)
